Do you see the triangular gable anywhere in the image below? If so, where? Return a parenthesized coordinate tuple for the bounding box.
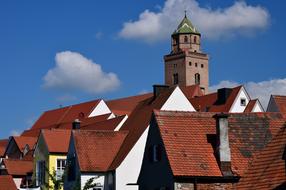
(229, 86, 251, 113)
(89, 100, 112, 117)
(252, 100, 264, 112)
(160, 86, 196, 112)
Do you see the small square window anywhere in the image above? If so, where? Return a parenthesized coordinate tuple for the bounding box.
(195, 63, 198, 67)
(201, 64, 204, 68)
(240, 98, 246, 106)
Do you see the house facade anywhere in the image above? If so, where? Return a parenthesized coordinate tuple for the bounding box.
(138, 110, 286, 190)
(33, 129, 71, 189)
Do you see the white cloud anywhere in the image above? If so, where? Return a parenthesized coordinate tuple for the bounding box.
(210, 78, 286, 109)
(119, 0, 270, 42)
(43, 51, 120, 94)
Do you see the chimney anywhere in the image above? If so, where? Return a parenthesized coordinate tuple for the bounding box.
(214, 113, 232, 176)
(72, 119, 81, 130)
(217, 88, 232, 104)
(153, 84, 169, 98)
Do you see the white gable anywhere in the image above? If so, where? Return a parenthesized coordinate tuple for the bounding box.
(252, 101, 264, 112)
(114, 115, 128, 131)
(88, 100, 111, 117)
(115, 125, 149, 190)
(160, 86, 196, 111)
(229, 87, 250, 113)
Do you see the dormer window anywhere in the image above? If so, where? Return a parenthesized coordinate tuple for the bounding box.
(240, 98, 246, 106)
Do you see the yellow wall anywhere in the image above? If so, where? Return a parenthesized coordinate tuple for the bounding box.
(48, 154, 66, 190)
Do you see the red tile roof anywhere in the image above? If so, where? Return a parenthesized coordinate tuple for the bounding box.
(271, 95, 286, 112)
(81, 115, 126, 131)
(42, 129, 71, 153)
(180, 84, 204, 98)
(153, 110, 286, 177)
(109, 87, 176, 169)
(0, 175, 17, 190)
(237, 126, 286, 189)
(189, 86, 242, 112)
(243, 99, 257, 113)
(21, 113, 113, 137)
(3, 159, 33, 176)
(73, 130, 128, 172)
(0, 139, 8, 157)
(12, 136, 37, 152)
(31, 99, 101, 130)
(106, 93, 153, 116)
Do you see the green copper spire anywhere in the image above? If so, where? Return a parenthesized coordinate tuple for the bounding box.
(173, 12, 200, 35)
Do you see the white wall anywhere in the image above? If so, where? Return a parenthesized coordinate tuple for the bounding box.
(252, 101, 264, 112)
(230, 87, 250, 113)
(161, 87, 196, 111)
(89, 100, 111, 117)
(81, 174, 105, 189)
(13, 178, 22, 189)
(115, 126, 150, 190)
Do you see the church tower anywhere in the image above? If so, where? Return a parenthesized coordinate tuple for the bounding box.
(164, 13, 209, 94)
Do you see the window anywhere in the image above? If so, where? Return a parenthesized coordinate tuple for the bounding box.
(195, 63, 198, 67)
(56, 159, 66, 180)
(36, 161, 45, 186)
(201, 64, 204, 68)
(195, 73, 200, 85)
(184, 35, 188, 43)
(67, 157, 76, 181)
(173, 73, 179, 85)
(149, 144, 162, 162)
(194, 36, 197, 44)
(189, 62, 192, 66)
(240, 98, 246, 106)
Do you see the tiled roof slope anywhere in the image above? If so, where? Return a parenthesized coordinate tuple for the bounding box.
(243, 99, 257, 113)
(31, 99, 100, 130)
(153, 110, 286, 177)
(73, 130, 128, 172)
(42, 129, 71, 153)
(236, 126, 286, 190)
(3, 159, 33, 175)
(21, 113, 112, 137)
(189, 86, 242, 112)
(81, 115, 126, 131)
(180, 85, 204, 98)
(106, 93, 153, 116)
(272, 95, 286, 112)
(0, 175, 17, 190)
(0, 139, 8, 157)
(109, 87, 176, 169)
(13, 136, 37, 152)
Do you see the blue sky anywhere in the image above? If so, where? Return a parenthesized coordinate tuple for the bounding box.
(0, 0, 286, 138)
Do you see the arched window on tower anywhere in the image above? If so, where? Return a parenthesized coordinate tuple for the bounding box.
(184, 36, 188, 43)
(194, 36, 197, 44)
(195, 73, 200, 85)
(173, 73, 179, 85)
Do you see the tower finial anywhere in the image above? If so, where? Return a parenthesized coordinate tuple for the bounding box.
(184, 10, 187, 18)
